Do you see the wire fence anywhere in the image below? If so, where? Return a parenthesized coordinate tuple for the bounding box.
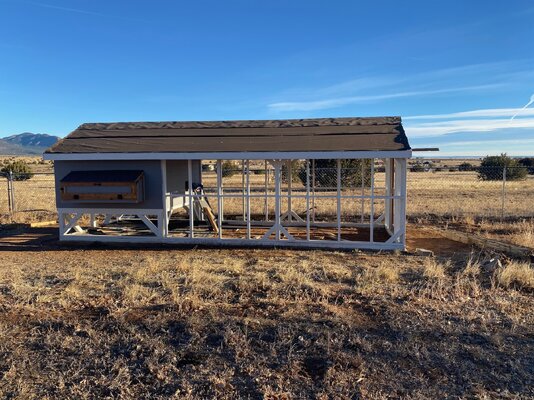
(1, 165, 533, 225)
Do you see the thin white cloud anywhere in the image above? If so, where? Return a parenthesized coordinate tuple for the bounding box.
(21, 0, 110, 17)
(405, 107, 534, 120)
(268, 84, 501, 112)
(406, 117, 534, 137)
(440, 137, 534, 147)
(16, 0, 148, 22)
(266, 59, 534, 113)
(432, 137, 534, 156)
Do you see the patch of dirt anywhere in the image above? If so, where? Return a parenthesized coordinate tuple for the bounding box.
(407, 226, 474, 256)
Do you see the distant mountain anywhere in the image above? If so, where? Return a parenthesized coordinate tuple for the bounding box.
(0, 132, 60, 155)
(3, 132, 60, 148)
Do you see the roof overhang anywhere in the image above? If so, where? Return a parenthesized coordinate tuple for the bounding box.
(44, 150, 412, 161)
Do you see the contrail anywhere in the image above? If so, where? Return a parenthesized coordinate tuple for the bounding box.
(511, 93, 534, 120)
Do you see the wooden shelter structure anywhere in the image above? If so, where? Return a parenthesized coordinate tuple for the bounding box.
(44, 117, 411, 250)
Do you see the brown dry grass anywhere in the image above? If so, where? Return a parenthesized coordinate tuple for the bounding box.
(479, 219, 534, 249)
(496, 262, 534, 291)
(0, 245, 532, 399)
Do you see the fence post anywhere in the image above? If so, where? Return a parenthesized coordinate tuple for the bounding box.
(5, 173, 11, 215)
(501, 165, 507, 221)
(5, 171, 15, 221)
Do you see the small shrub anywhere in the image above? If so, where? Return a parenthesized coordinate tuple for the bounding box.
(423, 259, 446, 281)
(508, 219, 534, 248)
(458, 162, 474, 171)
(496, 262, 534, 290)
(220, 160, 239, 178)
(410, 163, 425, 172)
(373, 264, 399, 283)
(518, 157, 534, 174)
(1, 160, 34, 181)
(478, 154, 527, 181)
(298, 159, 372, 188)
(357, 263, 399, 292)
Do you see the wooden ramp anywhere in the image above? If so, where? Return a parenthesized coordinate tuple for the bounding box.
(197, 197, 219, 234)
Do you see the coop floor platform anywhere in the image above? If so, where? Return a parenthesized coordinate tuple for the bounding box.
(84, 218, 391, 241)
(0, 224, 486, 258)
(59, 217, 398, 249)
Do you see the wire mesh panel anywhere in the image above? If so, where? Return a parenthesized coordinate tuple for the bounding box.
(9, 172, 57, 223)
(406, 165, 534, 220)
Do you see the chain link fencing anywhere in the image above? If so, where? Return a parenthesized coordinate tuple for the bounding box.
(0, 172, 56, 224)
(0, 164, 533, 225)
(407, 165, 534, 221)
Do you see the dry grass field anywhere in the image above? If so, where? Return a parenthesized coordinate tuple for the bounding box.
(0, 232, 533, 399)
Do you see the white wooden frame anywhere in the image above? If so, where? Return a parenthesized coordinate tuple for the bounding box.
(58, 208, 166, 238)
(53, 152, 409, 251)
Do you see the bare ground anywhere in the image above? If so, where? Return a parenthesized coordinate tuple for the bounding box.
(0, 228, 533, 399)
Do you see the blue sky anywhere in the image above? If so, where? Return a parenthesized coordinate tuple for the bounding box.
(0, 0, 533, 156)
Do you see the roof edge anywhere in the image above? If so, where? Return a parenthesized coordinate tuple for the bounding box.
(44, 150, 412, 161)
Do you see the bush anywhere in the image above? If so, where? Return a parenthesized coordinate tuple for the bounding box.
(410, 163, 425, 172)
(1, 160, 34, 181)
(297, 159, 372, 188)
(458, 162, 474, 171)
(220, 160, 239, 178)
(478, 154, 528, 181)
(518, 158, 534, 174)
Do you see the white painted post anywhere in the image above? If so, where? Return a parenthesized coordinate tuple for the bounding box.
(399, 158, 407, 248)
(242, 160, 246, 221)
(361, 161, 365, 223)
(217, 159, 223, 239)
(219, 160, 225, 223)
(161, 160, 168, 237)
(337, 159, 341, 241)
(393, 158, 407, 246)
(311, 159, 316, 223)
(264, 160, 269, 221)
(306, 159, 311, 241)
(246, 159, 251, 240)
(384, 158, 392, 233)
(188, 159, 194, 238)
(274, 161, 281, 241)
(287, 160, 292, 223)
(370, 160, 375, 243)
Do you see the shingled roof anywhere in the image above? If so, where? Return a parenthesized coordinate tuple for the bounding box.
(45, 117, 410, 154)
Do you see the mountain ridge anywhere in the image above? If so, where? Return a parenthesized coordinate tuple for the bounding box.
(0, 132, 60, 155)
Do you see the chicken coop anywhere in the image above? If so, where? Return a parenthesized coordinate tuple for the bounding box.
(43, 117, 411, 250)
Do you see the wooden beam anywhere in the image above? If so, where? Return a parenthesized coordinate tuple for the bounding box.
(432, 227, 533, 259)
